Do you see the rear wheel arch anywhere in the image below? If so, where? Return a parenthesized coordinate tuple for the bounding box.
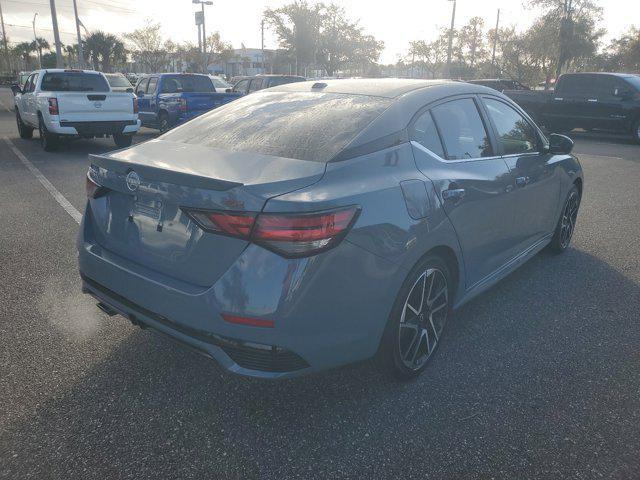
(423, 245, 460, 300)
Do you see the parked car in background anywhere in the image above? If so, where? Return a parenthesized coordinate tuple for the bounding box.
(134, 73, 242, 132)
(467, 78, 530, 92)
(105, 73, 134, 93)
(231, 74, 306, 95)
(208, 75, 232, 92)
(79, 79, 582, 380)
(13, 69, 140, 151)
(505, 72, 640, 143)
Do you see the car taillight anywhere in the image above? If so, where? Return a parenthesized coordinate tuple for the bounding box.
(183, 206, 360, 258)
(85, 173, 108, 199)
(178, 98, 187, 113)
(133, 97, 138, 114)
(48, 98, 58, 115)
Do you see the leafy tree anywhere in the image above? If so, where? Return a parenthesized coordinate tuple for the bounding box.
(205, 32, 234, 69)
(13, 42, 35, 70)
(603, 27, 640, 71)
(264, 1, 323, 75)
(529, 0, 602, 75)
(125, 21, 169, 73)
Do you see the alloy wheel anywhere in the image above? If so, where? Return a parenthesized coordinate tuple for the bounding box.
(560, 191, 579, 249)
(398, 268, 449, 370)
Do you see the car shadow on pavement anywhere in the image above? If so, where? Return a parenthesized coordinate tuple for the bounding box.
(2, 247, 639, 479)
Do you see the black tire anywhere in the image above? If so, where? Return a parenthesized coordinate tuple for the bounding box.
(376, 254, 453, 380)
(158, 112, 170, 133)
(113, 134, 133, 148)
(39, 116, 59, 152)
(632, 120, 640, 145)
(16, 110, 34, 139)
(549, 185, 581, 253)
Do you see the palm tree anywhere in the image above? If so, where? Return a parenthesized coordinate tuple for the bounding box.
(30, 37, 50, 68)
(84, 31, 127, 72)
(65, 44, 78, 68)
(14, 42, 35, 70)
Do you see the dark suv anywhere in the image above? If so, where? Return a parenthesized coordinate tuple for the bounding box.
(231, 75, 306, 95)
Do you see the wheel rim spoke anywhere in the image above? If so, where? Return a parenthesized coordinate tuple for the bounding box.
(399, 268, 449, 370)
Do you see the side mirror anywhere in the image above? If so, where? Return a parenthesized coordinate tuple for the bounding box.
(136, 90, 144, 97)
(548, 133, 574, 155)
(126, 87, 134, 93)
(225, 88, 232, 93)
(10, 84, 22, 95)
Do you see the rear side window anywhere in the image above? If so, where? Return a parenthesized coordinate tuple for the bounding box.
(162, 91, 392, 162)
(410, 110, 445, 158)
(106, 74, 131, 88)
(41, 72, 109, 92)
(483, 98, 538, 155)
(160, 75, 213, 93)
(431, 98, 493, 160)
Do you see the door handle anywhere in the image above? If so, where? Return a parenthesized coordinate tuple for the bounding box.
(442, 188, 466, 201)
(587, 98, 598, 102)
(515, 176, 530, 187)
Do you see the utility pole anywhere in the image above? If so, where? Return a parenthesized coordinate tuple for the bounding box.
(261, 19, 265, 74)
(33, 13, 41, 69)
(49, 0, 64, 68)
(72, 0, 84, 68)
(491, 8, 500, 77)
(445, 0, 456, 79)
(0, 0, 11, 72)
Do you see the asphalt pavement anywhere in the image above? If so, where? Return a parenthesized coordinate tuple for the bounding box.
(0, 87, 639, 479)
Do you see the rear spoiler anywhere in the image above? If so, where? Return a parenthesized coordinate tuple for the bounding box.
(89, 153, 242, 192)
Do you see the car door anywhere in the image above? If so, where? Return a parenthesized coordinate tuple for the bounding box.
(544, 74, 590, 130)
(410, 97, 517, 289)
(145, 76, 159, 124)
(481, 96, 561, 250)
(135, 78, 150, 125)
(586, 75, 630, 132)
(20, 74, 35, 125)
(25, 73, 39, 124)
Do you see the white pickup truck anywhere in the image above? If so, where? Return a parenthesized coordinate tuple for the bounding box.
(12, 69, 140, 151)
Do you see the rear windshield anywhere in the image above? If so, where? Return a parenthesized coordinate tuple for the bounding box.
(161, 91, 392, 162)
(40, 72, 110, 92)
(105, 74, 131, 88)
(160, 75, 214, 93)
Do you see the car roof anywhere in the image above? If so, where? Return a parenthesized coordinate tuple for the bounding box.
(270, 78, 460, 99)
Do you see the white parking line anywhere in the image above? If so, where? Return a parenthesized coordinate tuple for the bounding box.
(3, 137, 82, 224)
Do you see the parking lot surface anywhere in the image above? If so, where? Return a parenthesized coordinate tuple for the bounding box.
(0, 87, 639, 479)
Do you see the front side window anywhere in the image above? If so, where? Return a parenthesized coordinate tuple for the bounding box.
(431, 98, 493, 160)
(248, 78, 264, 92)
(233, 79, 249, 93)
(40, 72, 109, 92)
(136, 78, 149, 96)
(483, 98, 538, 155)
(410, 110, 445, 158)
(30, 73, 39, 92)
(161, 91, 392, 162)
(146, 77, 158, 94)
(23, 74, 33, 92)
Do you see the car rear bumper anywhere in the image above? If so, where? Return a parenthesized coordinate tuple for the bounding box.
(77, 209, 406, 378)
(47, 118, 141, 136)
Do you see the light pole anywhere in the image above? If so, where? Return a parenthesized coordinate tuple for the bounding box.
(33, 13, 42, 69)
(491, 8, 500, 77)
(72, 0, 84, 68)
(193, 0, 213, 73)
(445, 0, 456, 79)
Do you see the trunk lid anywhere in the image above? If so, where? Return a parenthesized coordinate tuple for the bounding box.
(58, 92, 134, 122)
(87, 139, 325, 286)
